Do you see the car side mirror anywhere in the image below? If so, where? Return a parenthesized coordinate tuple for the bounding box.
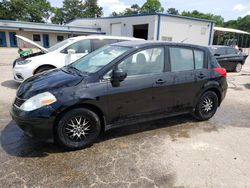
(67, 49, 76, 55)
(111, 69, 127, 87)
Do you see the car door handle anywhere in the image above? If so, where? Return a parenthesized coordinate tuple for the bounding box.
(155, 79, 166, 85)
(198, 74, 206, 79)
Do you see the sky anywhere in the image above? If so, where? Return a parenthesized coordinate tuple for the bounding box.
(48, 0, 250, 21)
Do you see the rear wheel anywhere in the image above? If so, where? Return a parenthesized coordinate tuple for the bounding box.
(35, 66, 55, 74)
(235, 63, 242, 73)
(55, 108, 101, 150)
(193, 91, 218, 121)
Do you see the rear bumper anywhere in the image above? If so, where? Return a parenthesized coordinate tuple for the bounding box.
(10, 105, 56, 142)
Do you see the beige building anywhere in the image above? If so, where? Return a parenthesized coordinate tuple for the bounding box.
(0, 20, 104, 48)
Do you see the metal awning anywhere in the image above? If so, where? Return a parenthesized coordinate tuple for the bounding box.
(214, 27, 250, 35)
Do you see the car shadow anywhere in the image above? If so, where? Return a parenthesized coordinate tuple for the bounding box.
(1, 114, 217, 158)
(1, 80, 20, 89)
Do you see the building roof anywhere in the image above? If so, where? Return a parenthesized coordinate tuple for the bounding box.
(214, 26, 250, 35)
(67, 13, 215, 25)
(0, 20, 104, 34)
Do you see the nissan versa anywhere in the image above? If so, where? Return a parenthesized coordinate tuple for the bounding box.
(11, 41, 228, 150)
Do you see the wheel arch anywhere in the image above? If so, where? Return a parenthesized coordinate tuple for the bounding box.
(53, 103, 106, 135)
(33, 64, 57, 75)
(195, 84, 222, 108)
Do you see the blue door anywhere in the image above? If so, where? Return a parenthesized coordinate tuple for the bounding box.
(0, 32, 7, 47)
(9, 32, 17, 47)
(43, 34, 49, 48)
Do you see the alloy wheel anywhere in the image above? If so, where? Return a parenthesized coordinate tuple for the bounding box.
(64, 116, 91, 141)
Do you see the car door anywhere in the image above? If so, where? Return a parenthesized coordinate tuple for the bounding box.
(166, 46, 197, 112)
(61, 39, 91, 66)
(105, 47, 166, 125)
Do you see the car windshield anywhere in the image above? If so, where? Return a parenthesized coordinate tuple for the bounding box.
(48, 38, 75, 52)
(70, 45, 130, 73)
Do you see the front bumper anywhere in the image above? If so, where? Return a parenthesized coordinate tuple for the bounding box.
(10, 105, 56, 142)
(12, 65, 34, 83)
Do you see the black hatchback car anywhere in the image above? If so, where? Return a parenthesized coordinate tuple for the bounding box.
(11, 41, 228, 150)
(210, 45, 248, 72)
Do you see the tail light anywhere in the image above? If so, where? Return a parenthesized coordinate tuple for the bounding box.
(213, 68, 227, 77)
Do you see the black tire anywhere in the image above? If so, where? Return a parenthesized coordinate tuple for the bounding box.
(55, 108, 101, 150)
(234, 63, 242, 73)
(193, 91, 218, 121)
(35, 66, 55, 74)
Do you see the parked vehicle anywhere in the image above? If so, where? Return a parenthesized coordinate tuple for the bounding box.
(11, 41, 228, 150)
(12, 35, 142, 82)
(210, 45, 248, 72)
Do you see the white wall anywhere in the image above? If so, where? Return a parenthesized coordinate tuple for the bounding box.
(159, 16, 213, 45)
(68, 15, 158, 40)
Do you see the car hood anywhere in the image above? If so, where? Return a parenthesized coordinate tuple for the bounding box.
(16, 35, 48, 53)
(17, 68, 84, 99)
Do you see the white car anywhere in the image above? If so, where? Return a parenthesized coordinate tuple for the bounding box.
(13, 35, 143, 83)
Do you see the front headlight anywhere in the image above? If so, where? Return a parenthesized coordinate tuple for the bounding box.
(17, 59, 32, 65)
(20, 92, 57, 111)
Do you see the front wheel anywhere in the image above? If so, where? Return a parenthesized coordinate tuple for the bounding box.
(55, 108, 101, 150)
(193, 91, 218, 121)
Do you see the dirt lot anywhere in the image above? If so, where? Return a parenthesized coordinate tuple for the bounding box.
(0, 48, 250, 187)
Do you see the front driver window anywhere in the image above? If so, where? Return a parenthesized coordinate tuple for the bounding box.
(117, 47, 164, 76)
(63, 39, 91, 53)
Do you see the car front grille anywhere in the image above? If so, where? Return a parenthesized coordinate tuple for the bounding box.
(14, 97, 26, 107)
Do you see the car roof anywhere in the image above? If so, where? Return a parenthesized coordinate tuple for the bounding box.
(111, 40, 210, 51)
(68, 35, 144, 41)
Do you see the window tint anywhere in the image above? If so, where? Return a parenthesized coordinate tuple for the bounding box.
(215, 47, 226, 55)
(93, 39, 120, 50)
(57, 35, 64, 42)
(118, 47, 164, 76)
(63, 39, 91, 53)
(194, 50, 205, 69)
(170, 47, 194, 72)
(226, 47, 237, 55)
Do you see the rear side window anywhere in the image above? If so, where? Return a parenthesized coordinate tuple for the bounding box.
(93, 39, 119, 51)
(226, 48, 237, 55)
(62, 39, 91, 53)
(194, 50, 205, 69)
(170, 47, 194, 72)
(215, 48, 226, 55)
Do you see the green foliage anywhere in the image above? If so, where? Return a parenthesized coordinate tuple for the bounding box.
(111, 0, 164, 16)
(224, 15, 250, 32)
(166, 8, 179, 15)
(141, 0, 164, 13)
(0, 0, 52, 22)
(51, 0, 103, 24)
(181, 10, 224, 26)
(83, 0, 103, 18)
(111, 4, 141, 16)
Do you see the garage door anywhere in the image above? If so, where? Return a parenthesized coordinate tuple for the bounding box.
(111, 23, 122, 36)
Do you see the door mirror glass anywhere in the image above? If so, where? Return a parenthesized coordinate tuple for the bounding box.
(67, 49, 76, 55)
(111, 69, 127, 87)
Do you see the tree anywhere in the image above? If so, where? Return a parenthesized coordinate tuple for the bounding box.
(51, 0, 103, 24)
(181, 10, 224, 26)
(0, 0, 52, 22)
(166, 8, 179, 15)
(111, 4, 141, 16)
(141, 0, 164, 14)
(83, 0, 103, 18)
